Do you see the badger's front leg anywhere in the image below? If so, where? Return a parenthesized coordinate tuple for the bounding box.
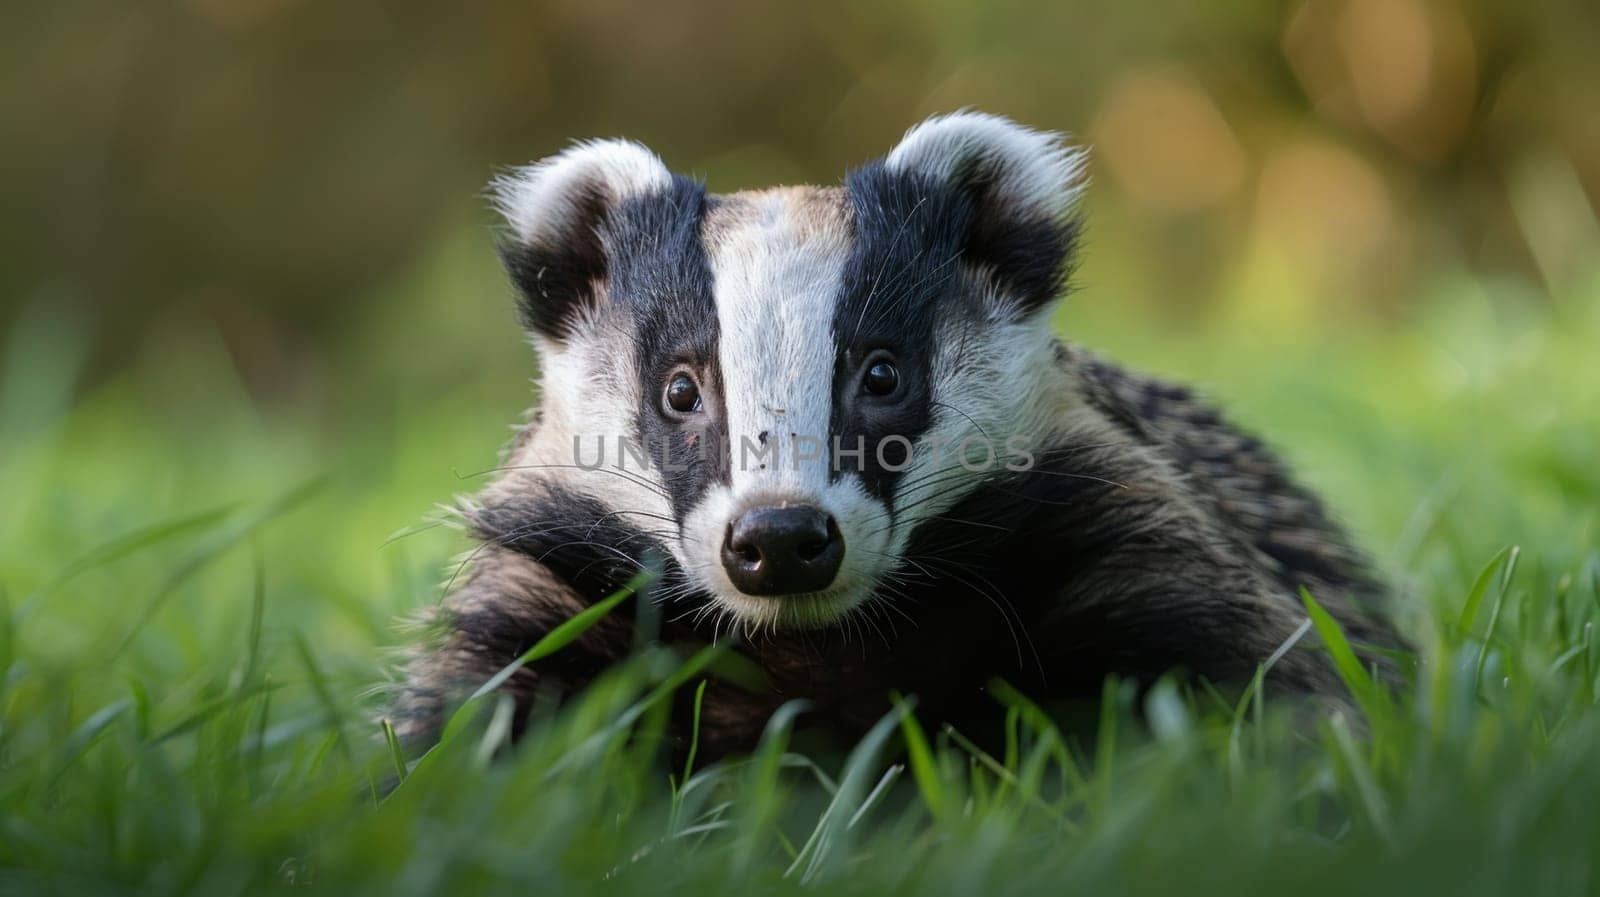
(386, 545, 635, 749)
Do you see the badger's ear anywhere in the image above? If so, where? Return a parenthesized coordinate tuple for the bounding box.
(490, 140, 673, 340)
(883, 111, 1087, 313)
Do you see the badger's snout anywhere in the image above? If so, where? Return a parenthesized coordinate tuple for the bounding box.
(720, 505, 845, 596)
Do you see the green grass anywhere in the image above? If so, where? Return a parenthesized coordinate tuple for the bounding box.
(2, 261, 1598, 895)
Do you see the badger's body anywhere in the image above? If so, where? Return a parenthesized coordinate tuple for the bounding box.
(388, 113, 1400, 755)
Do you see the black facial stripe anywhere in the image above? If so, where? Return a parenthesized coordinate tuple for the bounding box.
(829, 162, 966, 502)
(499, 182, 609, 341)
(954, 155, 1082, 312)
(599, 177, 729, 521)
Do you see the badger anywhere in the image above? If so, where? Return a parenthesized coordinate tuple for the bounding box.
(388, 112, 1401, 757)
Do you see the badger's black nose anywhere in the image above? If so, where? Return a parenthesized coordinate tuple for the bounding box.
(721, 505, 845, 596)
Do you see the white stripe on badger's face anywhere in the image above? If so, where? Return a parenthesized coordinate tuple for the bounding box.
(713, 190, 845, 498)
(674, 189, 894, 630)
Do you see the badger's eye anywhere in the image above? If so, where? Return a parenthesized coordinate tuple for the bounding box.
(663, 372, 702, 415)
(862, 358, 900, 397)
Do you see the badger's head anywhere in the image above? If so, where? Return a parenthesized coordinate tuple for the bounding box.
(488, 112, 1086, 632)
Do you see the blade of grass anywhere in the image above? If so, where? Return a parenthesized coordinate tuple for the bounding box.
(382, 718, 408, 784)
(127, 677, 151, 741)
(1093, 676, 1122, 815)
(846, 764, 903, 829)
(787, 701, 911, 883)
(699, 646, 770, 693)
(241, 544, 267, 688)
(681, 680, 708, 787)
(1301, 587, 1375, 704)
(1328, 712, 1393, 841)
(669, 679, 712, 831)
(405, 569, 654, 780)
(988, 678, 1082, 787)
(1458, 545, 1513, 633)
(730, 699, 812, 877)
(443, 568, 652, 745)
(892, 692, 945, 823)
(546, 641, 733, 777)
(400, 572, 657, 788)
(49, 699, 132, 788)
(1144, 678, 1191, 742)
(941, 725, 1077, 831)
(1474, 546, 1521, 692)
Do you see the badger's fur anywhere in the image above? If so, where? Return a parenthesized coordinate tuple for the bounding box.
(388, 112, 1401, 756)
